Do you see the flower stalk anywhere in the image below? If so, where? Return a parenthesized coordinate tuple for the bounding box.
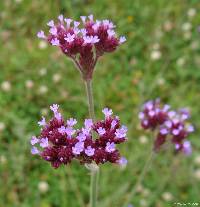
(35, 14, 128, 207)
(85, 80, 95, 121)
(90, 165, 99, 207)
(129, 150, 155, 198)
(123, 139, 155, 207)
(85, 79, 99, 207)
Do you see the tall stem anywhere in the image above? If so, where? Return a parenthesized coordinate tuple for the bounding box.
(90, 166, 99, 207)
(85, 80, 95, 121)
(130, 150, 155, 197)
(85, 79, 99, 207)
(123, 138, 155, 207)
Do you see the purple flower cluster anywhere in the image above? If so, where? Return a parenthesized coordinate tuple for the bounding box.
(139, 99, 194, 155)
(31, 105, 128, 168)
(37, 15, 126, 80)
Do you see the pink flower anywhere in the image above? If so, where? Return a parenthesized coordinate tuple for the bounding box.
(30, 136, 39, 145)
(40, 137, 49, 148)
(139, 99, 194, 154)
(64, 18, 72, 28)
(85, 146, 95, 156)
(107, 30, 115, 38)
(115, 126, 127, 138)
(84, 119, 93, 129)
(50, 104, 59, 114)
(183, 141, 192, 155)
(105, 142, 116, 153)
(37, 15, 126, 80)
(37, 31, 46, 39)
(31, 146, 40, 155)
(111, 120, 117, 129)
(72, 142, 84, 155)
(51, 38, 60, 46)
(49, 27, 57, 35)
(97, 127, 106, 136)
(64, 33, 75, 43)
(117, 157, 128, 167)
(31, 105, 128, 168)
(65, 127, 76, 137)
(58, 126, 66, 135)
(67, 118, 77, 126)
(74, 21, 80, 28)
(119, 36, 126, 44)
(38, 117, 46, 127)
(88, 14, 94, 21)
(47, 20, 54, 27)
(80, 16, 86, 23)
(58, 14, 64, 22)
(102, 108, 113, 117)
(77, 133, 86, 142)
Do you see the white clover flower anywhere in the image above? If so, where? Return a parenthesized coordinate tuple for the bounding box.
(150, 50, 162, 60)
(0, 155, 7, 164)
(162, 192, 173, 201)
(176, 57, 185, 66)
(39, 85, 48, 94)
(194, 156, 200, 165)
(194, 169, 200, 180)
(38, 40, 47, 49)
(182, 22, 192, 31)
(0, 122, 5, 131)
(157, 78, 165, 86)
(1, 81, 11, 91)
(53, 73, 61, 83)
(25, 80, 34, 89)
(140, 199, 147, 207)
(39, 68, 47, 76)
(139, 135, 148, 144)
(38, 181, 49, 193)
(187, 8, 196, 18)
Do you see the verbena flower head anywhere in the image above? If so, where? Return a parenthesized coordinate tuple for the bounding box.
(139, 99, 194, 155)
(37, 15, 126, 80)
(31, 104, 128, 168)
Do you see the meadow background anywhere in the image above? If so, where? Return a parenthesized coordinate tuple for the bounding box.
(0, 0, 200, 206)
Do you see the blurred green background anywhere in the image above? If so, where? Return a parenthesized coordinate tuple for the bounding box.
(0, 0, 200, 206)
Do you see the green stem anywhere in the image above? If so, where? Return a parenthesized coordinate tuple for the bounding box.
(130, 150, 155, 196)
(85, 79, 99, 207)
(123, 140, 155, 207)
(90, 167, 99, 207)
(85, 80, 95, 121)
